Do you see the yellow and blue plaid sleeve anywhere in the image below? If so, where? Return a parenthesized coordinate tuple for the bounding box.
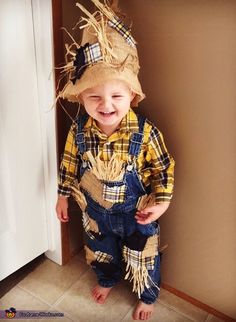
(58, 123, 78, 197)
(145, 124, 175, 203)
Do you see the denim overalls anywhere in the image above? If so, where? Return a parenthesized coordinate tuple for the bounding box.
(75, 113, 161, 304)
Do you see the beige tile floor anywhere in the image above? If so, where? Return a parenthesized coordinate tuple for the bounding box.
(0, 252, 225, 322)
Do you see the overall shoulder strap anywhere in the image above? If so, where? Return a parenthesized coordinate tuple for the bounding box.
(128, 114, 146, 158)
(75, 113, 89, 154)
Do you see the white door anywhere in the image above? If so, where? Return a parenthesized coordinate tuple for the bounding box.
(0, 0, 61, 280)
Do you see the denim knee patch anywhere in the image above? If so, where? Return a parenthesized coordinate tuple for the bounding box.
(84, 245, 121, 283)
(91, 261, 121, 278)
(124, 230, 148, 251)
(122, 233, 160, 298)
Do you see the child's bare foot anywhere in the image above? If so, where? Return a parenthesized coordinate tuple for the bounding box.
(133, 301, 154, 320)
(91, 285, 113, 304)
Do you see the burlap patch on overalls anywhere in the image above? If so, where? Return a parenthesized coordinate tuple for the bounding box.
(80, 170, 113, 209)
(123, 234, 159, 298)
(70, 180, 87, 211)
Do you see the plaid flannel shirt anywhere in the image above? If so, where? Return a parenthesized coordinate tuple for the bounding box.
(58, 109, 175, 203)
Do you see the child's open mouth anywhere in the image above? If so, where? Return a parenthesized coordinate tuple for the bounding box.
(99, 111, 115, 117)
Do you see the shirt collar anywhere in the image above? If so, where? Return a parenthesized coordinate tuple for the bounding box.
(83, 109, 139, 138)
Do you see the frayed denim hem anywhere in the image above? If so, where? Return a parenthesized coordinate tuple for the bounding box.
(98, 281, 118, 288)
(140, 298, 156, 305)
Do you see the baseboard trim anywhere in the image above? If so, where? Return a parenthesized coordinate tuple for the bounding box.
(161, 283, 235, 322)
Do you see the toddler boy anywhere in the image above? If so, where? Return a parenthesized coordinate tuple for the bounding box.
(56, 1, 175, 320)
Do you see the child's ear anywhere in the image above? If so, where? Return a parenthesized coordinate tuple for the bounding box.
(78, 94, 84, 105)
(130, 91, 136, 102)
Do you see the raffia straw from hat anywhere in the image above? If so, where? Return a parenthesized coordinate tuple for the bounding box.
(137, 193, 156, 211)
(55, 0, 145, 108)
(86, 151, 125, 181)
(76, 2, 118, 63)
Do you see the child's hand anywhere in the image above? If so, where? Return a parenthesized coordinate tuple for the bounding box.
(135, 202, 170, 225)
(56, 196, 69, 223)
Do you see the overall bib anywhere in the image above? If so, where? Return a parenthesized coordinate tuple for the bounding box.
(75, 114, 161, 304)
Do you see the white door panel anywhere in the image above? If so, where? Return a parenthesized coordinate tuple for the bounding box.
(0, 0, 59, 280)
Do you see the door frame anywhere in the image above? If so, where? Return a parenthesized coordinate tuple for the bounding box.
(51, 0, 71, 264)
(32, 0, 62, 265)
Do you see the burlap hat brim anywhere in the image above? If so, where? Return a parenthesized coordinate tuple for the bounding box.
(61, 62, 145, 107)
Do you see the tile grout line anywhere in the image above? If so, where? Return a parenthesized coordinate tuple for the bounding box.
(14, 257, 212, 322)
(121, 300, 197, 322)
(51, 300, 83, 322)
(57, 309, 82, 322)
(16, 282, 204, 322)
(51, 268, 91, 307)
(16, 285, 80, 322)
(157, 299, 200, 322)
(118, 299, 140, 321)
(16, 285, 54, 307)
(121, 304, 137, 321)
(204, 314, 212, 322)
(17, 263, 90, 309)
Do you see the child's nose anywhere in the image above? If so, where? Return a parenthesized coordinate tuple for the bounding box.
(101, 97, 112, 109)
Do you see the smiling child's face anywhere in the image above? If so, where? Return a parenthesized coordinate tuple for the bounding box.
(80, 79, 135, 136)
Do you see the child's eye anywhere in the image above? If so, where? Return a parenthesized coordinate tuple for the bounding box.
(89, 96, 100, 100)
(112, 95, 123, 98)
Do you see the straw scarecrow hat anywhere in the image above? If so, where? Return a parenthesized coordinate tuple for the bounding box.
(58, 0, 145, 107)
